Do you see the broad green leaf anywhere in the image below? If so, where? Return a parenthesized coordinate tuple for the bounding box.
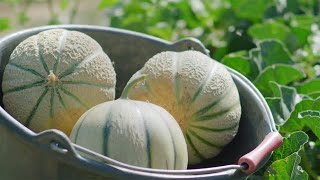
(266, 82, 300, 125)
(248, 21, 291, 43)
(0, 18, 10, 31)
(229, 0, 270, 21)
(266, 97, 284, 125)
(257, 40, 294, 67)
(288, 27, 311, 51)
(249, 48, 263, 71)
(282, 98, 320, 139)
(290, 15, 314, 31)
(264, 153, 308, 180)
(295, 78, 320, 98)
(254, 64, 304, 96)
(222, 51, 259, 80)
(98, 0, 118, 10)
(272, 131, 308, 160)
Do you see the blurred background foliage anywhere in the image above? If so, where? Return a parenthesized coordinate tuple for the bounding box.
(1, 0, 320, 179)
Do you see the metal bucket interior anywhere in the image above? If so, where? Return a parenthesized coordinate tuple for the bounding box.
(0, 25, 277, 179)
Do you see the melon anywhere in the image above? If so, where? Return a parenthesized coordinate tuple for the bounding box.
(2, 29, 116, 135)
(125, 50, 241, 164)
(70, 75, 188, 170)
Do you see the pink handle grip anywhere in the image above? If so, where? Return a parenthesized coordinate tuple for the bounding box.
(238, 131, 283, 174)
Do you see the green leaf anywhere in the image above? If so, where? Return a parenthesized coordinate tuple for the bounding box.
(266, 97, 284, 125)
(272, 131, 308, 160)
(266, 82, 300, 125)
(248, 21, 291, 43)
(0, 18, 10, 31)
(264, 153, 308, 180)
(17, 12, 29, 25)
(98, 0, 118, 10)
(254, 64, 304, 96)
(59, 0, 69, 10)
(222, 51, 259, 80)
(229, 0, 270, 21)
(249, 48, 263, 71)
(282, 98, 320, 139)
(295, 78, 320, 98)
(257, 40, 294, 67)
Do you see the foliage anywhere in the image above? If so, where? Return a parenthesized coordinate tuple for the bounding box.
(1, 0, 320, 179)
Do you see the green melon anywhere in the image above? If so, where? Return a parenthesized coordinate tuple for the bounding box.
(126, 50, 241, 164)
(2, 29, 116, 135)
(70, 76, 188, 170)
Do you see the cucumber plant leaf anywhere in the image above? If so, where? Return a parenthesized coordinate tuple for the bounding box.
(271, 131, 308, 161)
(266, 82, 301, 125)
(295, 78, 320, 99)
(263, 153, 308, 180)
(281, 98, 320, 139)
(253, 64, 304, 96)
(222, 51, 259, 80)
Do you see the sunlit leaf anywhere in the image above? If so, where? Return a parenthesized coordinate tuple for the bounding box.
(295, 78, 320, 99)
(98, 0, 118, 10)
(282, 98, 320, 139)
(0, 18, 10, 31)
(264, 153, 308, 180)
(230, 0, 271, 21)
(248, 21, 291, 43)
(271, 131, 308, 160)
(254, 64, 304, 96)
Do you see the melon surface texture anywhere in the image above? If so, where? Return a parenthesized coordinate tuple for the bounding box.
(2, 29, 116, 135)
(126, 50, 242, 164)
(70, 76, 188, 170)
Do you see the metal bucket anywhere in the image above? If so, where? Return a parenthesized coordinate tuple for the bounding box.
(0, 25, 282, 180)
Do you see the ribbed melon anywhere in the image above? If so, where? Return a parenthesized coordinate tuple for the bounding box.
(126, 50, 241, 164)
(70, 76, 188, 170)
(2, 29, 116, 135)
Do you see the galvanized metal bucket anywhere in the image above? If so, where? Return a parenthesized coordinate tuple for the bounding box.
(0, 25, 282, 180)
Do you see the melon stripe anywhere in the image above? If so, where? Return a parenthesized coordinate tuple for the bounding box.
(8, 63, 45, 79)
(191, 88, 230, 119)
(56, 88, 67, 109)
(191, 61, 217, 103)
(49, 88, 54, 119)
(186, 132, 205, 160)
(58, 50, 102, 79)
(61, 80, 113, 88)
(188, 129, 223, 149)
(3, 80, 45, 94)
(190, 123, 238, 133)
(150, 105, 176, 169)
(102, 106, 113, 156)
(58, 86, 89, 108)
(194, 108, 231, 122)
(53, 31, 68, 74)
(25, 88, 48, 127)
(37, 39, 50, 74)
(194, 102, 240, 122)
(134, 102, 152, 168)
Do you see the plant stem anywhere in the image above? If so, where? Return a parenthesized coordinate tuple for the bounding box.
(120, 74, 147, 99)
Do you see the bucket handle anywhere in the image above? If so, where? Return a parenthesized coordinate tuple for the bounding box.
(238, 131, 283, 174)
(69, 131, 282, 175)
